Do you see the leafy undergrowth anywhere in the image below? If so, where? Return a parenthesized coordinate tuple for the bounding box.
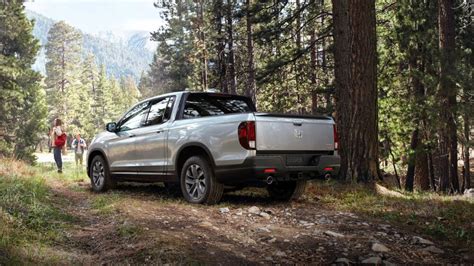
(0, 159, 76, 264)
(306, 180, 474, 250)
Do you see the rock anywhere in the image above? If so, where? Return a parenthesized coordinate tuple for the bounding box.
(265, 256, 273, 261)
(324, 230, 344, 238)
(248, 206, 261, 214)
(275, 251, 286, 257)
(420, 246, 444, 254)
(464, 188, 474, 197)
(412, 236, 434, 245)
(268, 237, 277, 243)
(317, 217, 334, 224)
(257, 227, 271, 233)
(259, 212, 271, 219)
(219, 207, 230, 214)
(372, 243, 390, 253)
(199, 221, 213, 227)
(335, 258, 351, 265)
(361, 257, 382, 264)
(236, 211, 243, 216)
(244, 237, 257, 245)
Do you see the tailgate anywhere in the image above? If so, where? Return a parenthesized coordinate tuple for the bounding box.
(254, 113, 335, 151)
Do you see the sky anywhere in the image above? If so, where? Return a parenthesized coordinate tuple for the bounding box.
(24, 0, 165, 35)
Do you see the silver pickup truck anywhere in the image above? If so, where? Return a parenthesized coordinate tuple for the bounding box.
(87, 92, 340, 204)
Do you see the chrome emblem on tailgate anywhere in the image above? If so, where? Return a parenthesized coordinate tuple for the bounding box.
(294, 129, 303, 139)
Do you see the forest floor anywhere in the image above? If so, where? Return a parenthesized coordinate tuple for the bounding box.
(0, 158, 473, 264)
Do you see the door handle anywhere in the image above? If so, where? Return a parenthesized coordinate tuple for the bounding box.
(128, 134, 135, 138)
(156, 130, 162, 134)
(293, 119, 303, 126)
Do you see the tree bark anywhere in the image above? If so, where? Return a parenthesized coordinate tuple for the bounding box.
(226, 0, 236, 94)
(310, 0, 318, 114)
(295, 0, 303, 114)
(462, 109, 471, 191)
(245, 0, 256, 104)
(198, 0, 208, 91)
(405, 128, 418, 191)
(415, 150, 430, 190)
(438, 0, 459, 192)
(213, 0, 227, 93)
(332, 0, 380, 182)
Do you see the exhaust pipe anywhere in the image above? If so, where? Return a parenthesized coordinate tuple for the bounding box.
(324, 173, 332, 180)
(266, 176, 274, 185)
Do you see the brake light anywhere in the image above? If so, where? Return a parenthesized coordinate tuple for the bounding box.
(323, 167, 334, 171)
(333, 124, 339, 150)
(238, 121, 256, 150)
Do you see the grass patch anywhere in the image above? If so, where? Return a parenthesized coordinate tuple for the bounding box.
(0, 159, 75, 263)
(117, 221, 143, 239)
(90, 193, 123, 215)
(308, 180, 474, 249)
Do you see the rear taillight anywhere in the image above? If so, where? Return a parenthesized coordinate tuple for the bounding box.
(333, 124, 339, 150)
(238, 121, 256, 150)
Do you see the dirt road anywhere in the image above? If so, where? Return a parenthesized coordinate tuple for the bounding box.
(41, 170, 471, 265)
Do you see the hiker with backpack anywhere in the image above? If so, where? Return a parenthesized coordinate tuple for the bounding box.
(51, 118, 66, 173)
(71, 133, 87, 167)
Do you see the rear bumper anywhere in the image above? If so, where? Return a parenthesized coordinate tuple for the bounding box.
(214, 153, 340, 186)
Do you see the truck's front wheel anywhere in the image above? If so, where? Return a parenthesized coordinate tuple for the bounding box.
(89, 155, 115, 192)
(180, 156, 224, 204)
(267, 180, 307, 201)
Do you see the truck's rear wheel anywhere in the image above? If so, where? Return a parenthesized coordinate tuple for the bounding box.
(180, 156, 224, 204)
(90, 155, 115, 192)
(267, 180, 307, 201)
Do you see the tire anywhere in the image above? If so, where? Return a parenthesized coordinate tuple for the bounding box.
(89, 155, 115, 192)
(267, 180, 307, 201)
(180, 156, 224, 204)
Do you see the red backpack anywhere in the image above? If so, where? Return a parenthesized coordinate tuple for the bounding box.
(54, 133, 67, 147)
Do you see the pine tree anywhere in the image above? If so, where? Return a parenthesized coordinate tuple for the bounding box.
(0, 0, 47, 161)
(151, 0, 195, 92)
(44, 21, 82, 121)
(120, 76, 140, 109)
(91, 65, 108, 129)
(437, 0, 459, 192)
(333, 0, 379, 182)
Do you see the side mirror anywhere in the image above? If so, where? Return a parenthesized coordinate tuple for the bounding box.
(106, 122, 117, 132)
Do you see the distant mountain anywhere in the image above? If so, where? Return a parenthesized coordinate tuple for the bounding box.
(26, 10, 154, 81)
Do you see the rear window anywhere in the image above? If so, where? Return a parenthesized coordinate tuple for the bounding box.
(183, 94, 254, 119)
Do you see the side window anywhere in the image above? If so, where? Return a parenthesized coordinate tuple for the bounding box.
(182, 94, 253, 119)
(144, 97, 174, 126)
(119, 102, 150, 131)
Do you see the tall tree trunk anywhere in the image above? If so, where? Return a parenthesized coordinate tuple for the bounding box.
(198, 0, 208, 91)
(438, 0, 459, 192)
(428, 152, 437, 190)
(213, 0, 227, 93)
(295, 0, 303, 114)
(406, 47, 430, 191)
(332, 0, 380, 182)
(310, 0, 318, 114)
(226, 0, 236, 94)
(405, 128, 418, 191)
(462, 109, 471, 190)
(415, 151, 430, 190)
(245, 0, 256, 104)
